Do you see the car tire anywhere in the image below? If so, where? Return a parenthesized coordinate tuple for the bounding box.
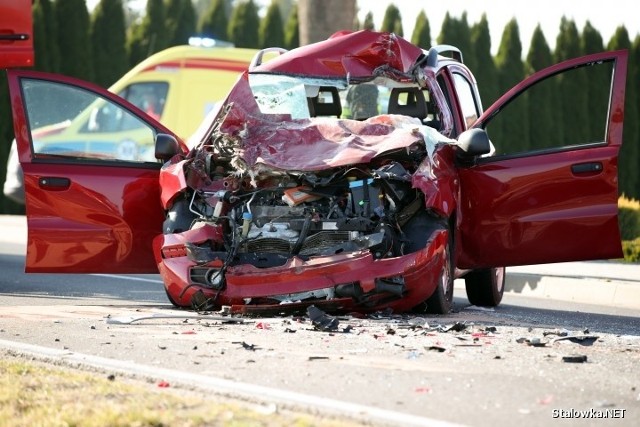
(464, 267, 505, 307)
(425, 228, 454, 314)
(164, 286, 181, 308)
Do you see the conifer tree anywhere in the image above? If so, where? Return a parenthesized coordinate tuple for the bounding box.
(363, 11, 375, 31)
(91, 0, 128, 87)
(554, 17, 588, 144)
(54, 0, 94, 80)
(32, 0, 60, 72)
(227, 0, 260, 48)
(581, 21, 608, 142)
(166, 0, 196, 47)
(260, 0, 285, 48)
(492, 18, 528, 153)
(283, 3, 299, 49)
(437, 12, 472, 68)
(608, 27, 639, 198)
(525, 25, 556, 149)
(127, 0, 167, 66)
(380, 4, 403, 36)
(198, 0, 229, 41)
(411, 10, 430, 48)
(470, 14, 498, 106)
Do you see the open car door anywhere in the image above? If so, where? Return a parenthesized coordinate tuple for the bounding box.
(7, 70, 185, 273)
(458, 50, 627, 269)
(0, 0, 33, 68)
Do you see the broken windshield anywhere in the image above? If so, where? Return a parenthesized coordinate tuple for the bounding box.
(248, 74, 348, 119)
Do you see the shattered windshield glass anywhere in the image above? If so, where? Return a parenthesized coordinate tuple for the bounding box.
(248, 74, 347, 119)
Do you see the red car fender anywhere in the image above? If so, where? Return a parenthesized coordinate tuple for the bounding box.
(159, 156, 189, 209)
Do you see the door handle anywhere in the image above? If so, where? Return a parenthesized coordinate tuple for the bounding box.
(0, 34, 30, 41)
(571, 162, 603, 174)
(39, 177, 71, 191)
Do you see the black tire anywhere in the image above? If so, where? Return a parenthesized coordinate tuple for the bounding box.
(164, 286, 181, 308)
(464, 267, 505, 307)
(425, 229, 454, 314)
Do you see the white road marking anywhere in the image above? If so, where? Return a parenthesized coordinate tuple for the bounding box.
(91, 274, 163, 283)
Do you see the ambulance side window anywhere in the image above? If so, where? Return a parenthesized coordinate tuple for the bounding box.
(118, 82, 169, 123)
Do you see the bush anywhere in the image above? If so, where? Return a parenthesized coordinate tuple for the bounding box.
(622, 239, 640, 263)
(618, 195, 640, 241)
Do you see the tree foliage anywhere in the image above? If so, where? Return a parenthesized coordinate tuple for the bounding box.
(198, 0, 229, 41)
(283, 2, 299, 49)
(380, 4, 403, 36)
(228, 0, 260, 48)
(525, 25, 556, 149)
(127, 0, 167, 66)
(411, 10, 431, 48)
(363, 11, 375, 31)
(470, 14, 498, 106)
(54, 0, 93, 80)
(91, 0, 128, 87)
(165, 0, 196, 47)
(260, 0, 285, 48)
(32, 0, 60, 73)
(492, 18, 528, 152)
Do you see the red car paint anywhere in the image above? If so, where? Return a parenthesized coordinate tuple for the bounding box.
(0, 0, 33, 69)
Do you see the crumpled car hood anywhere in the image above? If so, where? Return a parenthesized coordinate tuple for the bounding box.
(204, 74, 450, 174)
(252, 30, 424, 78)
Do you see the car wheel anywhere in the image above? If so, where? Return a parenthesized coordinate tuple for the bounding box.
(164, 286, 181, 308)
(464, 267, 505, 307)
(425, 229, 454, 314)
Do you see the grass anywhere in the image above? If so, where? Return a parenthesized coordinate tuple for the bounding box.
(0, 357, 361, 427)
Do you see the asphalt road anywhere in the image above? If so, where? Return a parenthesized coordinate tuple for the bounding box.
(1, 216, 639, 426)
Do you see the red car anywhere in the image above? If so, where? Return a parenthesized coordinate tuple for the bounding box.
(5, 31, 626, 315)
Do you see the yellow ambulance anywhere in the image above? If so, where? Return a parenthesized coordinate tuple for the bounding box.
(109, 40, 260, 140)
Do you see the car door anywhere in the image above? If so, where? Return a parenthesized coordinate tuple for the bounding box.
(0, 0, 33, 68)
(457, 50, 627, 269)
(7, 69, 186, 273)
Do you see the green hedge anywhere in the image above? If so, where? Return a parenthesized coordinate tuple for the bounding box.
(619, 196, 640, 263)
(622, 239, 640, 263)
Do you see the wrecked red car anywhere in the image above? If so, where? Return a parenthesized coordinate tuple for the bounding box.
(5, 31, 626, 315)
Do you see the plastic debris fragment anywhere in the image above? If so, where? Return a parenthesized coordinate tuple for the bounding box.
(307, 305, 339, 331)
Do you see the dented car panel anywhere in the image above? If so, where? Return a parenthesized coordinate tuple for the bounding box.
(6, 30, 627, 314)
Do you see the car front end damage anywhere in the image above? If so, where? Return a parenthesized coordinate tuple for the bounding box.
(153, 31, 461, 314)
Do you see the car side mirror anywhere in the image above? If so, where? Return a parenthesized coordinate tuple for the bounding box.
(456, 128, 491, 158)
(155, 133, 180, 162)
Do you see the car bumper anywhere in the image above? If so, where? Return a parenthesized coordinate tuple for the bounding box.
(153, 225, 448, 314)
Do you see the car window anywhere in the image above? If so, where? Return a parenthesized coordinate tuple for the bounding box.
(484, 59, 614, 157)
(22, 78, 158, 162)
(452, 72, 479, 130)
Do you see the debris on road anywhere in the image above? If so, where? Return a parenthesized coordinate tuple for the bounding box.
(561, 355, 588, 363)
(552, 335, 599, 346)
(306, 305, 339, 332)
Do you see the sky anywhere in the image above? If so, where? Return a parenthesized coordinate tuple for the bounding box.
(86, 0, 639, 55)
